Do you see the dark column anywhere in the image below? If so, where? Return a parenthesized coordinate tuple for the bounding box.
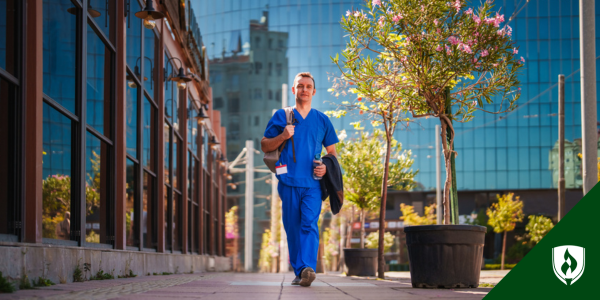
(23, 0, 44, 244)
(115, 0, 127, 250)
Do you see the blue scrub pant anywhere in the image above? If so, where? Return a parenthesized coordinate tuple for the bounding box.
(278, 183, 322, 276)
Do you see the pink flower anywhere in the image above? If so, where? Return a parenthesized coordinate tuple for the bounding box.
(497, 29, 505, 36)
(421, 5, 425, 12)
(513, 48, 518, 54)
(378, 16, 386, 26)
(434, 19, 439, 26)
(445, 45, 452, 55)
(372, 0, 381, 6)
(436, 45, 442, 51)
(481, 49, 489, 57)
(496, 13, 505, 23)
(354, 11, 361, 17)
(472, 101, 477, 106)
(392, 13, 403, 23)
(505, 25, 513, 36)
(473, 15, 481, 25)
(492, 63, 498, 67)
(400, 56, 407, 62)
(466, 8, 473, 15)
(473, 58, 478, 63)
(406, 36, 411, 43)
(520, 56, 525, 63)
(448, 36, 459, 45)
(346, 10, 351, 17)
(452, 0, 461, 12)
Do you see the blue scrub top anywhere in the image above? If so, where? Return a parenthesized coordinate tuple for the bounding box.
(264, 108, 339, 188)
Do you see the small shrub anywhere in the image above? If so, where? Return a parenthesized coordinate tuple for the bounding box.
(0, 272, 16, 293)
(19, 274, 34, 290)
(73, 260, 85, 282)
(479, 283, 496, 288)
(33, 277, 55, 287)
(161, 272, 173, 276)
(90, 270, 114, 280)
(118, 270, 137, 279)
(484, 264, 516, 270)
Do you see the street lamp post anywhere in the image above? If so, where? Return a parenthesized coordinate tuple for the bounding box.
(580, 0, 598, 194)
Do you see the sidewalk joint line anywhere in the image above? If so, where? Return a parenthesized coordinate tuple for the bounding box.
(278, 275, 285, 300)
(318, 279, 361, 300)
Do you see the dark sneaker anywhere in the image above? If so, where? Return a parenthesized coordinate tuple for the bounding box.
(291, 276, 300, 285)
(299, 267, 316, 287)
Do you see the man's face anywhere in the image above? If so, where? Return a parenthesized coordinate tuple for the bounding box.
(292, 77, 316, 103)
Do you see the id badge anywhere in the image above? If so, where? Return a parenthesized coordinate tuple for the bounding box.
(276, 165, 288, 175)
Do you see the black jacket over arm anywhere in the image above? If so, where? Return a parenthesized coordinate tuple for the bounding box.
(319, 154, 344, 215)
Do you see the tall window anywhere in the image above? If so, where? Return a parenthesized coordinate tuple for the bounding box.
(0, 0, 21, 239)
(164, 52, 183, 252)
(42, 0, 116, 246)
(125, 4, 158, 250)
(187, 96, 201, 253)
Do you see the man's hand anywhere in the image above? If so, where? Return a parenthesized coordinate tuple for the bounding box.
(282, 125, 295, 139)
(314, 162, 326, 177)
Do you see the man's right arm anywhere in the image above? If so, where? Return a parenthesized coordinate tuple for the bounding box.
(261, 125, 295, 153)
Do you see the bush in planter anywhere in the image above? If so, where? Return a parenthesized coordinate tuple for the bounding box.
(486, 193, 524, 270)
(328, 0, 522, 278)
(365, 231, 395, 252)
(525, 215, 554, 246)
(400, 203, 437, 226)
(336, 129, 417, 249)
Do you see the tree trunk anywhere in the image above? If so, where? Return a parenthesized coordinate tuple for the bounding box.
(501, 231, 507, 270)
(445, 89, 459, 224)
(378, 127, 392, 279)
(346, 206, 354, 248)
(360, 208, 365, 249)
(439, 90, 457, 225)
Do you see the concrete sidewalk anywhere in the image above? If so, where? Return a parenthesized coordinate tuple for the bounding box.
(0, 271, 506, 299)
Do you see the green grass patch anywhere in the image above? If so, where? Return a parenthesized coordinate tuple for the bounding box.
(0, 272, 15, 293)
(90, 270, 114, 280)
(479, 283, 496, 288)
(483, 264, 516, 270)
(33, 277, 55, 287)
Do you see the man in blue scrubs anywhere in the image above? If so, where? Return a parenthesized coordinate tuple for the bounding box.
(261, 72, 339, 287)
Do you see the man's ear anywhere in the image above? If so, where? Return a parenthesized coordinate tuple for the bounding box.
(312, 88, 316, 96)
(291, 85, 296, 95)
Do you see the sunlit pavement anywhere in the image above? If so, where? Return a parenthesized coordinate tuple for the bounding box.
(0, 271, 508, 300)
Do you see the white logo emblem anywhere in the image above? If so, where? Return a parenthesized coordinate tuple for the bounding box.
(552, 245, 585, 285)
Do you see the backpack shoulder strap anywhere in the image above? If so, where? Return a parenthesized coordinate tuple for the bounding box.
(283, 106, 295, 125)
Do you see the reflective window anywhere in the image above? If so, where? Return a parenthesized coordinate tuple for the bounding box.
(0, 78, 17, 235)
(143, 96, 156, 170)
(144, 30, 156, 97)
(164, 186, 171, 250)
(173, 193, 181, 251)
(126, 158, 137, 247)
(87, 24, 112, 137)
(85, 133, 108, 244)
(89, 0, 114, 43)
(42, 103, 72, 240)
(174, 136, 180, 190)
(143, 172, 156, 249)
(0, 0, 17, 75)
(164, 123, 171, 184)
(43, 0, 77, 113)
(126, 76, 138, 157)
(126, 0, 142, 74)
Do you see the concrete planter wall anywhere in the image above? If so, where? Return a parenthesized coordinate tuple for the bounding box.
(0, 242, 231, 285)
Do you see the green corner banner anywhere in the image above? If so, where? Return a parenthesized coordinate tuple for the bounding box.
(484, 182, 600, 299)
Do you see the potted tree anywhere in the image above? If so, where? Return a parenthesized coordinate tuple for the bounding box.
(337, 129, 416, 276)
(329, 0, 523, 285)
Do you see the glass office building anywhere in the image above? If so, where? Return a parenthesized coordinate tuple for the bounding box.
(195, 0, 600, 193)
(0, 0, 230, 280)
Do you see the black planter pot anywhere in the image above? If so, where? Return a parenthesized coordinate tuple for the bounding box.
(343, 248, 378, 276)
(404, 225, 486, 288)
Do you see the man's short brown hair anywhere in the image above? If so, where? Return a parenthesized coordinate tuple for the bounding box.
(294, 72, 315, 89)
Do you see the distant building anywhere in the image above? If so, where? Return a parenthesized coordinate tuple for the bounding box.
(209, 11, 289, 270)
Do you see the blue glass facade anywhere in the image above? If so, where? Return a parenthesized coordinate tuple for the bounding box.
(195, 0, 600, 191)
